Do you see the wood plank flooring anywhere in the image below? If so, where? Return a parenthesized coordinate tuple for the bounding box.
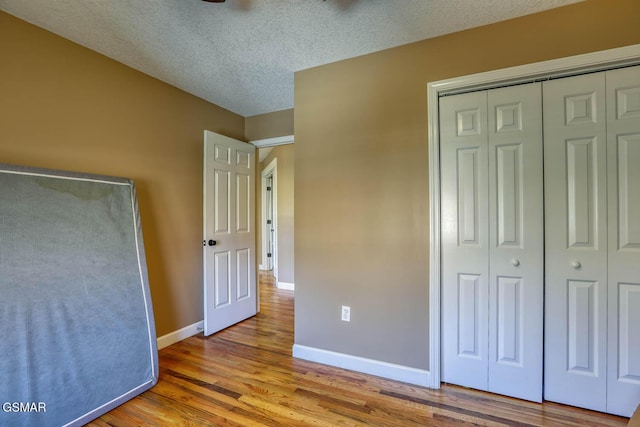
(89, 273, 629, 426)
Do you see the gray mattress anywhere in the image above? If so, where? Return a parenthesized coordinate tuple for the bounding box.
(0, 164, 158, 427)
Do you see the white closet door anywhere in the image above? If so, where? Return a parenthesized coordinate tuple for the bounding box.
(441, 91, 490, 391)
(487, 83, 543, 402)
(441, 84, 543, 401)
(543, 73, 608, 412)
(606, 65, 640, 417)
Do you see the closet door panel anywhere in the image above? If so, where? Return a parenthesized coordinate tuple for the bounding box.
(543, 73, 608, 412)
(606, 65, 640, 417)
(440, 91, 489, 391)
(487, 83, 543, 402)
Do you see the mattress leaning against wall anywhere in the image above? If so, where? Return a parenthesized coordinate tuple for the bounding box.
(0, 163, 158, 427)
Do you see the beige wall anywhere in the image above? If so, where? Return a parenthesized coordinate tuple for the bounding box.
(0, 11, 245, 337)
(257, 144, 295, 284)
(245, 109, 294, 141)
(294, 0, 640, 369)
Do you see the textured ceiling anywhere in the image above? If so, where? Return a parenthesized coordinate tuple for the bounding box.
(0, 0, 583, 117)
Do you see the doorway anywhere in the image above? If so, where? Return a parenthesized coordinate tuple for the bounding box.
(253, 136, 295, 291)
(261, 158, 278, 279)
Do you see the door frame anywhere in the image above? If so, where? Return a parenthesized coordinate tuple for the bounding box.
(260, 157, 278, 279)
(426, 44, 640, 389)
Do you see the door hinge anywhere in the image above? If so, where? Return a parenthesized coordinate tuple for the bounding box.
(267, 253, 272, 257)
(267, 186, 272, 191)
(267, 220, 272, 224)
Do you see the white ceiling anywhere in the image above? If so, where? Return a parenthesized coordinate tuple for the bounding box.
(0, 0, 583, 117)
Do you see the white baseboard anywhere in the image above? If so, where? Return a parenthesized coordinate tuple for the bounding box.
(258, 264, 267, 271)
(157, 320, 204, 350)
(292, 344, 430, 387)
(277, 281, 295, 291)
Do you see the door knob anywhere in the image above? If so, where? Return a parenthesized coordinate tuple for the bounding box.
(571, 260, 581, 269)
(511, 258, 520, 267)
(208, 240, 217, 247)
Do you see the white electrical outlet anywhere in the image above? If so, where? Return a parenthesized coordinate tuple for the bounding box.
(341, 305, 351, 322)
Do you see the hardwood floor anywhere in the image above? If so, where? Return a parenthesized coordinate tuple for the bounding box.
(89, 273, 629, 426)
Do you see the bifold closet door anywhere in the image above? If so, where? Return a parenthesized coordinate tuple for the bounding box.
(606, 65, 640, 417)
(441, 82, 543, 402)
(487, 84, 543, 402)
(543, 72, 608, 412)
(441, 90, 490, 392)
(544, 65, 640, 417)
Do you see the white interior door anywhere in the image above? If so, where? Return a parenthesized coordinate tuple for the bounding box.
(203, 130, 257, 336)
(544, 65, 640, 418)
(487, 83, 543, 402)
(605, 65, 640, 417)
(441, 90, 490, 391)
(441, 83, 543, 401)
(543, 73, 608, 412)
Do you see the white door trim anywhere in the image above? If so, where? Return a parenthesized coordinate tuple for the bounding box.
(250, 135, 294, 148)
(261, 157, 278, 279)
(427, 43, 640, 389)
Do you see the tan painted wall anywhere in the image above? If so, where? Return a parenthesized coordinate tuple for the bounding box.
(245, 109, 294, 141)
(256, 144, 295, 284)
(0, 11, 245, 337)
(294, 0, 640, 369)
